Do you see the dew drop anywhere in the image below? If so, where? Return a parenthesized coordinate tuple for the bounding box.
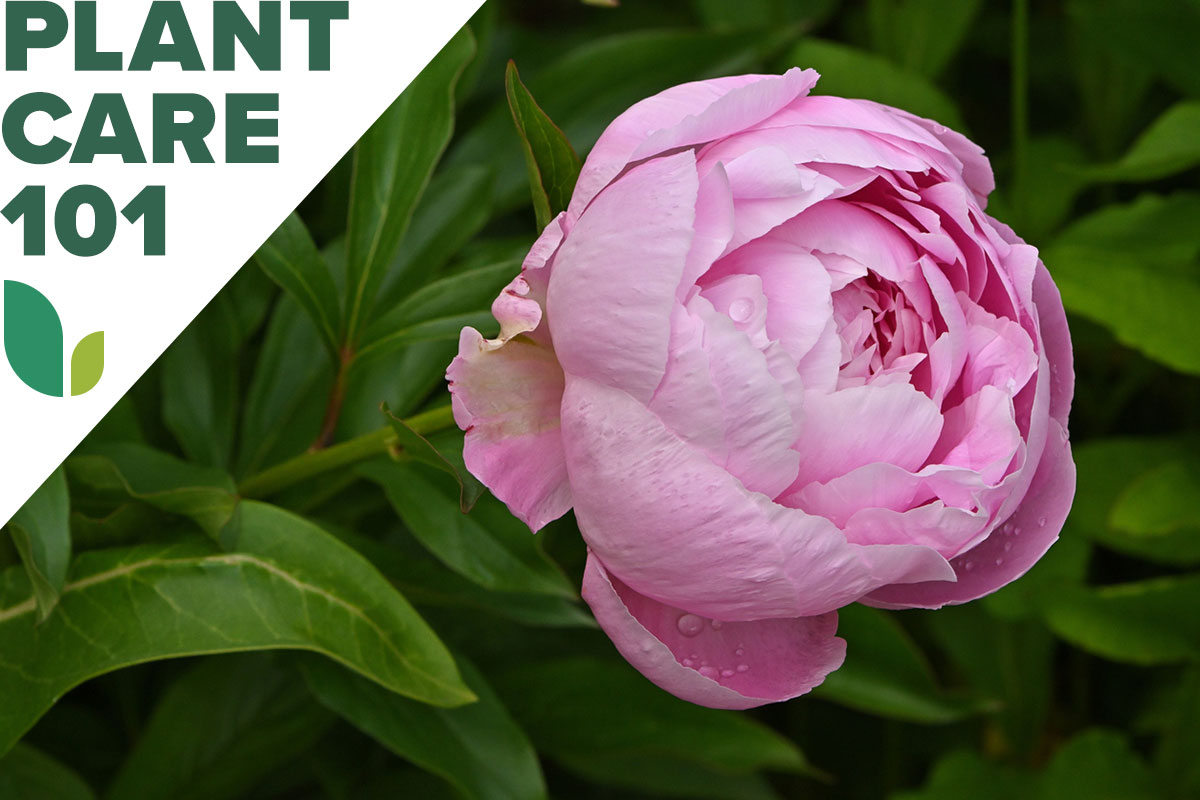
(734, 647, 745, 657)
(729, 298, 755, 324)
(1037, 516, 1047, 528)
(677, 614, 705, 637)
(721, 668, 735, 678)
(1003, 541, 1013, 553)
(682, 658, 695, 668)
(698, 666, 719, 680)
(736, 664, 750, 673)
(710, 619, 724, 631)
(995, 558, 1003, 566)
(963, 560, 975, 572)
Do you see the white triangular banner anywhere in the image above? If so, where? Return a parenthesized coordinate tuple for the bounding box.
(0, 0, 485, 525)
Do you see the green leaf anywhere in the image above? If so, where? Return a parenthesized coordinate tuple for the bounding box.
(1042, 575, 1200, 665)
(105, 654, 333, 800)
(382, 405, 484, 512)
(359, 258, 515, 361)
(1110, 458, 1200, 537)
(866, 0, 982, 78)
(891, 751, 1036, 800)
(693, 0, 839, 31)
(3, 280, 64, 398)
(302, 655, 547, 800)
(0, 743, 96, 800)
(1080, 102, 1200, 182)
(0, 501, 473, 754)
(66, 444, 239, 539)
(361, 461, 573, 598)
(253, 213, 341, 359)
(1070, 437, 1200, 566)
(494, 657, 821, 793)
(370, 163, 497, 316)
(506, 60, 583, 230)
(1043, 193, 1200, 375)
(814, 605, 994, 724)
(343, 27, 476, 344)
(782, 38, 967, 132)
(7, 469, 69, 622)
(161, 287, 265, 469)
(235, 295, 335, 478)
(988, 136, 1090, 242)
(329, 525, 594, 629)
(1039, 729, 1162, 800)
(69, 332, 103, 397)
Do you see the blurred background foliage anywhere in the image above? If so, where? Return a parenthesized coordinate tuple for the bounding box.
(3, 0, 1200, 797)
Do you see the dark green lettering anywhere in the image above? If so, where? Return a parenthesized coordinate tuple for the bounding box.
(289, 1, 348, 70)
(6, 2, 68, 70)
(71, 94, 146, 163)
(74, 1, 122, 70)
(214, 1, 282, 70)
(129, 1, 204, 71)
(3, 93, 71, 164)
(153, 94, 216, 163)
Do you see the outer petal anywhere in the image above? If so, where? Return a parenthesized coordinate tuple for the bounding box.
(582, 554, 845, 710)
(547, 150, 699, 403)
(562, 376, 956, 620)
(570, 69, 819, 216)
(865, 420, 1075, 609)
(447, 330, 571, 532)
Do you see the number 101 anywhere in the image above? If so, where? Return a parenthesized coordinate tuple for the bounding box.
(2, 185, 165, 257)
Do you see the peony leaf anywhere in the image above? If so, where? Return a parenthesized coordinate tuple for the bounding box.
(1044, 193, 1200, 376)
(493, 657, 823, 791)
(301, 654, 547, 800)
(814, 605, 996, 724)
(3, 280, 64, 398)
(105, 654, 333, 800)
(343, 27, 476, 345)
(66, 443, 240, 540)
(1042, 576, 1200, 665)
(0, 743, 95, 800)
(361, 460, 574, 598)
(0, 502, 474, 755)
(253, 213, 341, 359)
(6, 468, 69, 621)
(1080, 101, 1200, 182)
(866, 0, 983, 78)
(505, 60, 583, 231)
(69, 332, 103, 397)
(381, 404, 485, 513)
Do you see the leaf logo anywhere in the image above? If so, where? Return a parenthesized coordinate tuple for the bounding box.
(3, 281, 104, 397)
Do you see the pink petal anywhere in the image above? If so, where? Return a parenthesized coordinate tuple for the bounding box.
(582, 554, 846, 710)
(570, 69, 818, 217)
(547, 150, 699, 403)
(865, 420, 1075, 609)
(786, 382, 945, 490)
(930, 385, 1023, 485)
(447, 329, 571, 532)
(561, 376, 955, 620)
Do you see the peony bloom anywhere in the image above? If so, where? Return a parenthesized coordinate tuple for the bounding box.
(446, 69, 1075, 709)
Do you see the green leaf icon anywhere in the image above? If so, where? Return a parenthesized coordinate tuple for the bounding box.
(4, 281, 64, 398)
(71, 331, 104, 396)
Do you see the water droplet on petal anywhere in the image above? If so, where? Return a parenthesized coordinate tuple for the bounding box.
(1003, 541, 1013, 553)
(682, 658, 694, 668)
(1037, 516, 1046, 528)
(995, 558, 1003, 566)
(964, 560, 975, 572)
(729, 298, 755, 324)
(710, 619, 724, 630)
(721, 668, 735, 678)
(734, 647, 745, 657)
(698, 666, 719, 680)
(677, 614, 705, 637)
(736, 664, 750, 673)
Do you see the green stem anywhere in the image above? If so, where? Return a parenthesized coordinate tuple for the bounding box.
(238, 405, 457, 499)
(1011, 0, 1029, 227)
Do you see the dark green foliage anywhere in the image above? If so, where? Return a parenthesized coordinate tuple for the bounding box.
(2, 2, 1198, 798)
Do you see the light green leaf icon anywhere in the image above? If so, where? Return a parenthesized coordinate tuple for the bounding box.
(3, 281, 64, 398)
(71, 332, 104, 396)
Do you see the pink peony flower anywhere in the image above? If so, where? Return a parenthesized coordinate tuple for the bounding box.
(446, 69, 1075, 709)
